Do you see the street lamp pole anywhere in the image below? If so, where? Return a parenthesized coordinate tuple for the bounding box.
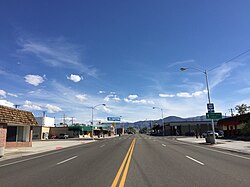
(153, 107, 165, 136)
(180, 67, 216, 143)
(91, 104, 106, 140)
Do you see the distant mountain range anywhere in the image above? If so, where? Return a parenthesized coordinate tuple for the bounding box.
(117, 115, 222, 129)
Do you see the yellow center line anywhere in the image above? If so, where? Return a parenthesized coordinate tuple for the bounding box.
(119, 139, 136, 187)
(111, 138, 136, 187)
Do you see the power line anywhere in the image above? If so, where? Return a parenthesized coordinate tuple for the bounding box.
(208, 49, 250, 72)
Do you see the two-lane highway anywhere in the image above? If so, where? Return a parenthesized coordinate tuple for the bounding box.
(1, 134, 250, 187)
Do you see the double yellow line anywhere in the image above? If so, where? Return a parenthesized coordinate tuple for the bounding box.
(111, 138, 136, 187)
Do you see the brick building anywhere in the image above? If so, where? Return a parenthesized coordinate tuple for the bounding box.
(0, 105, 37, 148)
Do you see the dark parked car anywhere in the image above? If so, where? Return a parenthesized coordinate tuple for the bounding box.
(59, 133, 69, 139)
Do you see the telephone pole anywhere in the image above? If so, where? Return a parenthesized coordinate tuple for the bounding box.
(229, 108, 234, 117)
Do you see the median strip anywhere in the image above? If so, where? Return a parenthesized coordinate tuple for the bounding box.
(111, 138, 136, 187)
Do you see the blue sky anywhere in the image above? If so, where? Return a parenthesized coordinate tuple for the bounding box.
(1, 0, 250, 124)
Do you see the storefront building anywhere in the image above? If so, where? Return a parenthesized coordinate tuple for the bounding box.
(0, 105, 37, 148)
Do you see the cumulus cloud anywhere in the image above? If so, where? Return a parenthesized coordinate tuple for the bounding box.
(128, 95, 138, 100)
(0, 100, 14, 107)
(104, 94, 121, 102)
(67, 74, 82, 82)
(159, 94, 175, 98)
(46, 104, 62, 113)
(0, 90, 7, 98)
(76, 94, 87, 102)
(124, 94, 155, 105)
(22, 100, 43, 111)
(24, 74, 44, 86)
(176, 90, 207, 98)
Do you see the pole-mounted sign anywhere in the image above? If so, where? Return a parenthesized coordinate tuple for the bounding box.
(107, 117, 121, 121)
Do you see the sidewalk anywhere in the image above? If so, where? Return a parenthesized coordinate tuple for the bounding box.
(176, 136, 250, 155)
(0, 135, 118, 161)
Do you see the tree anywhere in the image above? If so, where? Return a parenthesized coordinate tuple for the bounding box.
(235, 104, 250, 115)
(241, 121, 250, 136)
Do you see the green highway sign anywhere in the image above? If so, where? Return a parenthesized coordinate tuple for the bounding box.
(206, 112, 222, 119)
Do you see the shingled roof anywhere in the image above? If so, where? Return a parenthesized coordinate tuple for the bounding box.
(0, 105, 37, 126)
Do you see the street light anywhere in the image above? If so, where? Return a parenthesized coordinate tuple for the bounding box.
(91, 104, 106, 140)
(153, 107, 164, 136)
(180, 67, 216, 144)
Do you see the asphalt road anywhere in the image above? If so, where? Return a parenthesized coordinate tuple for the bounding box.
(0, 134, 250, 187)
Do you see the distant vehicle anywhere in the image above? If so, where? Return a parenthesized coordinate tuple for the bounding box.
(49, 135, 57, 139)
(218, 130, 224, 138)
(202, 131, 219, 138)
(59, 133, 69, 139)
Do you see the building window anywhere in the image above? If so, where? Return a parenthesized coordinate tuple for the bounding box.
(6, 126, 17, 142)
(6, 126, 27, 142)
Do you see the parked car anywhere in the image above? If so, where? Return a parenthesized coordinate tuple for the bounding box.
(49, 134, 57, 139)
(202, 131, 219, 138)
(218, 130, 224, 138)
(59, 133, 69, 139)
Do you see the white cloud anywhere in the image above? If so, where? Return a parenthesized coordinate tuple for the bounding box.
(0, 100, 14, 107)
(7, 93, 18, 97)
(67, 74, 82, 82)
(176, 90, 207, 98)
(22, 100, 43, 111)
(46, 104, 62, 113)
(99, 90, 105, 94)
(159, 93, 175, 98)
(0, 90, 7, 98)
(103, 106, 111, 113)
(124, 97, 154, 105)
(17, 38, 97, 77)
(168, 59, 195, 68)
(210, 62, 244, 89)
(76, 94, 87, 102)
(104, 94, 121, 102)
(24, 74, 44, 86)
(176, 92, 192, 98)
(113, 95, 121, 101)
(128, 95, 138, 100)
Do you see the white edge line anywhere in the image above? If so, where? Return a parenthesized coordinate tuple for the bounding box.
(100, 144, 105, 147)
(0, 143, 86, 168)
(56, 156, 78, 165)
(176, 140, 250, 160)
(186, 155, 205, 166)
(162, 144, 166, 147)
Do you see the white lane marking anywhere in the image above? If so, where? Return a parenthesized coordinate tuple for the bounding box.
(162, 144, 166, 147)
(175, 140, 250, 161)
(56, 156, 78, 165)
(186, 155, 204, 166)
(100, 144, 105, 148)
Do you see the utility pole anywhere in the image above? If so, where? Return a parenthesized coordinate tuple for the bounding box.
(63, 114, 66, 126)
(14, 104, 20, 109)
(71, 117, 74, 126)
(229, 108, 234, 117)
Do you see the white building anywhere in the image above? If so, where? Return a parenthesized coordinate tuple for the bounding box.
(35, 112, 55, 127)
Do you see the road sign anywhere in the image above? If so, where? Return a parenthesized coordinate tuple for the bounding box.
(107, 117, 121, 121)
(207, 103, 214, 113)
(206, 112, 222, 119)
